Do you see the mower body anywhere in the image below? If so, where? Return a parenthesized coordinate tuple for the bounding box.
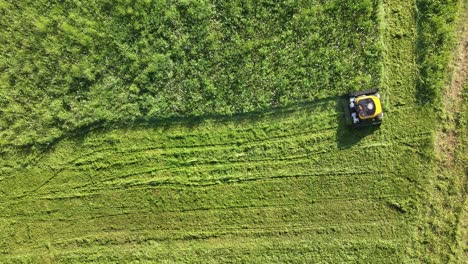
(344, 89, 383, 128)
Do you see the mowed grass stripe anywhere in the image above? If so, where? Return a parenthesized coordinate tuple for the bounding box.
(3, 202, 404, 232)
(4, 236, 407, 263)
(36, 123, 426, 175)
(52, 124, 430, 176)
(1, 172, 414, 225)
(1, 199, 406, 234)
(1, 199, 408, 252)
(65, 129, 338, 170)
(14, 222, 407, 255)
(34, 143, 418, 193)
(58, 124, 338, 169)
(0, 135, 423, 199)
(10, 163, 409, 196)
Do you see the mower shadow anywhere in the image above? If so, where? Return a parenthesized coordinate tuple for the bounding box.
(335, 97, 379, 149)
(29, 96, 340, 153)
(23, 95, 371, 162)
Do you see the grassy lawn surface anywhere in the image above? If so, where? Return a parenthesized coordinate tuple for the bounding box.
(0, 0, 464, 262)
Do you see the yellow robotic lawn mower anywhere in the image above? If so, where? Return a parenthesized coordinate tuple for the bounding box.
(344, 89, 383, 128)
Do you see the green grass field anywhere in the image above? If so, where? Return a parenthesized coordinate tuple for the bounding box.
(0, 0, 465, 263)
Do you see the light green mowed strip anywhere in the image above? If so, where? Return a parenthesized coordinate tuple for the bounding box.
(0, 98, 433, 262)
(0, 0, 460, 262)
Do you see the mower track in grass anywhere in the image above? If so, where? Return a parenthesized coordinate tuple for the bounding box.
(0, 94, 433, 262)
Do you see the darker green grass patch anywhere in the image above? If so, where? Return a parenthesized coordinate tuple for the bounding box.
(0, 0, 382, 149)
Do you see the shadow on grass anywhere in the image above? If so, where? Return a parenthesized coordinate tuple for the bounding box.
(335, 96, 379, 150)
(28, 96, 340, 154)
(139, 95, 339, 129)
(10, 95, 382, 165)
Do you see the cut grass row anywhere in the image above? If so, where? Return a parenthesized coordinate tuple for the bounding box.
(0, 96, 430, 262)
